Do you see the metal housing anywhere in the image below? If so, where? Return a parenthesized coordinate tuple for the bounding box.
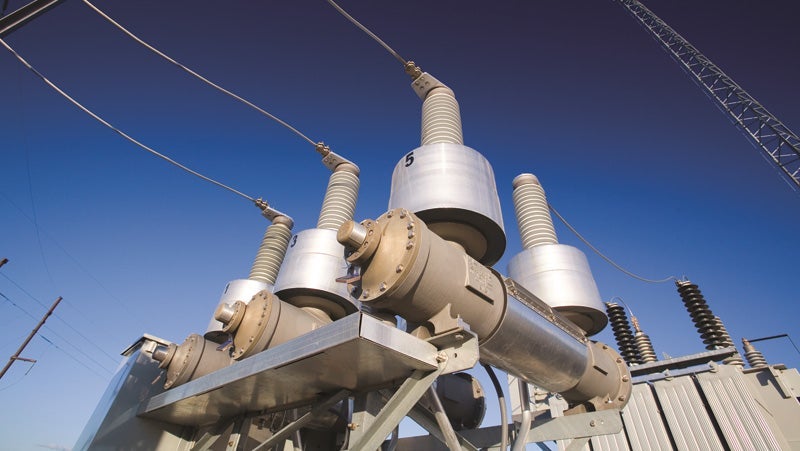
(508, 244, 607, 335)
(153, 333, 233, 389)
(204, 278, 270, 343)
(215, 290, 329, 360)
(273, 228, 358, 319)
(339, 209, 630, 409)
(388, 143, 506, 266)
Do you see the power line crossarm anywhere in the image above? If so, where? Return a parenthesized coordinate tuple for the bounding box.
(0, 296, 61, 380)
(613, 0, 800, 190)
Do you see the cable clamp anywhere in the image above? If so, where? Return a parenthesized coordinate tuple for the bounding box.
(411, 72, 448, 100)
(316, 142, 358, 172)
(405, 61, 423, 80)
(254, 198, 269, 211)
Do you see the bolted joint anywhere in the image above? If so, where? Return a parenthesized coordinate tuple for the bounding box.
(405, 60, 423, 80)
(152, 344, 176, 369)
(315, 142, 331, 157)
(338, 219, 382, 264)
(214, 301, 246, 334)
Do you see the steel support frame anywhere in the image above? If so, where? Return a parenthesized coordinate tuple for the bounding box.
(398, 391, 480, 451)
(615, 0, 800, 189)
(251, 389, 351, 451)
(347, 367, 445, 450)
(394, 408, 623, 450)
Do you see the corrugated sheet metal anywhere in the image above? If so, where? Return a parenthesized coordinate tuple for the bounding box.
(652, 375, 725, 451)
(619, 382, 672, 451)
(697, 365, 788, 450)
(590, 428, 630, 450)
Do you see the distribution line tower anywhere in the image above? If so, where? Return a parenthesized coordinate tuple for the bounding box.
(614, 0, 800, 189)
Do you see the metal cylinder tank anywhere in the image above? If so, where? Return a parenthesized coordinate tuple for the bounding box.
(214, 289, 329, 360)
(390, 72, 505, 266)
(508, 174, 607, 336)
(272, 162, 360, 320)
(204, 278, 270, 343)
(338, 209, 630, 410)
(388, 143, 505, 266)
(273, 228, 358, 319)
(152, 334, 232, 389)
(508, 245, 606, 335)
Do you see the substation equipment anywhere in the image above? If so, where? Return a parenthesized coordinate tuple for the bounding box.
(75, 70, 800, 451)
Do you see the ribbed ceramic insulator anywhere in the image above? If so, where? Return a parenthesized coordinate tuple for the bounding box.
(634, 331, 657, 363)
(605, 302, 641, 365)
(714, 316, 744, 366)
(317, 164, 360, 231)
(249, 221, 292, 285)
(421, 87, 464, 145)
(742, 339, 768, 368)
(512, 174, 558, 249)
(676, 280, 724, 350)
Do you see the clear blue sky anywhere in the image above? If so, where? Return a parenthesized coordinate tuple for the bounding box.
(1, 0, 799, 449)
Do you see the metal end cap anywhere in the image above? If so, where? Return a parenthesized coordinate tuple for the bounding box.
(214, 301, 246, 333)
(512, 173, 541, 189)
(339, 219, 382, 264)
(152, 344, 176, 369)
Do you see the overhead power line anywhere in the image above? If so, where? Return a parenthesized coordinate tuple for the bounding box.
(325, 0, 407, 66)
(0, 273, 119, 366)
(1, 190, 147, 324)
(39, 335, 112, 379)
(0, 37, 258, 204)
(81, 0, 317, 147)
(549, 204, 677, 284)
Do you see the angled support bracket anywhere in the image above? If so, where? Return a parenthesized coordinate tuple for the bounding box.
(251, 389, 351, 451)
(191, 417, 236, 451)
(403, 394, 480, 451)
(347, 366, 444, 450)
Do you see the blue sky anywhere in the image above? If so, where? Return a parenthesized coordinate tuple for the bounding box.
(1, 0, 799, 449)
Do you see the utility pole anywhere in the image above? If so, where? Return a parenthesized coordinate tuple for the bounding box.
(0, 295, 62, 380)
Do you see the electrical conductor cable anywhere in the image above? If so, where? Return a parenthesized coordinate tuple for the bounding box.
(549, 204, 677, 284)
(325, 0, 407, 66)
(0, 37, 257, 204)
(81, 0, 317, 147)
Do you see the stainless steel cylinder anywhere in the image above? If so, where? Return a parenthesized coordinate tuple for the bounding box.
(339, 209, 630, 410)
(273, 228, 359, 319)
(508, 174, 607, 336)
(214, 289, 329, 360)
(508, 245, 607, 336)
(388, 143, 506, 266)
(479, 288, 588, 392)
(204, 278, 270, 343)
(152, 334, 232, 389)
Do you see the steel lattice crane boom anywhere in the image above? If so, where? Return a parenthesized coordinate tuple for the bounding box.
(614, 0, 800, 190)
